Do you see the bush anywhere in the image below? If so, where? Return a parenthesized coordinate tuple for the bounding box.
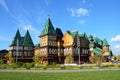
(60, 66, 66, 69)
(22, 63, 34, 69)
(11, 63, 18, 69)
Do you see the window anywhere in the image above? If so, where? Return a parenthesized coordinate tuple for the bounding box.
(13, 51, 16, 56)
(24, 52, 27, 56)
(19, 52, 22, 56)
(61, 49, 64, 54)
(28, 52, 31, 56)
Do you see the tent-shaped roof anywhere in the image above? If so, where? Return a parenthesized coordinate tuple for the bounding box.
(88, 35, 93, 39)
(40, 17, 56, 36)
(103, 38, 109, 47)
(10, 29, 23, 46)
(23, 30, 34, 47)
(79, 32, 87, 38)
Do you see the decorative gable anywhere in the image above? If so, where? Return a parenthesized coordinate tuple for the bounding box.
(62, 31, 74, 46)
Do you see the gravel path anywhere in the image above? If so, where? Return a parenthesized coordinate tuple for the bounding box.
(0, 68, 120, 73)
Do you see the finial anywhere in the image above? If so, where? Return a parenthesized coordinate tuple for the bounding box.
(48, 14, 50, 19)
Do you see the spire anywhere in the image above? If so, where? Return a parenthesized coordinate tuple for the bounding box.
(103, 38, 109, 47)
(40, 16, 56, 36)
(23, 30, 34, 47)
(48, 14, 50, 19)
(10, 29, 22, 46)
(88, 35, 93, 39)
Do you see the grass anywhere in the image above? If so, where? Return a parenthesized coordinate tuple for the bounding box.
(0, 70, 120, 80)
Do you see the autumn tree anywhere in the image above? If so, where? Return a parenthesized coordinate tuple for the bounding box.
(89, 54, 103, 66)
(116, 55, 120, 61)
(33, 53, 43, 65)
(4, 52, 14, 64)
(64, 54, 73, 64)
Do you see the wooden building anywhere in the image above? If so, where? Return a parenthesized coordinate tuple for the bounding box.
(9, 16, 113, 64)
(35, 17, 90, 64)
(9, 30, 34, 62)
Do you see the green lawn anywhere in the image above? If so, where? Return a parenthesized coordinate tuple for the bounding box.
(0, 70, 120, 80)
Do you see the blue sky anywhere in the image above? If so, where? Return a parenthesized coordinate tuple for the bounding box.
(0, 0, 120, 55)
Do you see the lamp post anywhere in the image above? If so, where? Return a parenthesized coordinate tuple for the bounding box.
(77, 32, 80, 66)
(16, 39, 19, 63)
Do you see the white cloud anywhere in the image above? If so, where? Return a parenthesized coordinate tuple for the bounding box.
(79, 20, 86, 24)
(114, 45, 120, 49)
(23, 25, 35, 31)
(82, 0, 86, 3)
(111, 35, 120, 42)
(70, 8, 75, 17)
(77, 8, 89, 16)
(22, 24, 40, 36)
(69, 8, 89, 17)
(0, 0, 9, 12)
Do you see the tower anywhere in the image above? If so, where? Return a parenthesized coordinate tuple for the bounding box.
(36, 16, 58, 64)
(102, 38, 109, 51)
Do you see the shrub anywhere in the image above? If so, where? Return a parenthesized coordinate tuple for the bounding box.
(60, 66, 66, 69)
(11, 63, 18, 69)
(22, 63, 34, 69)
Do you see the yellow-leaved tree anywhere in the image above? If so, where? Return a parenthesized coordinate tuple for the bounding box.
(4, 52, 14, 64)
(33, 52, 43, 65)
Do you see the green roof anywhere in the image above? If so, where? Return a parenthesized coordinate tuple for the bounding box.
(23, 30, 34, 47)
(10, 29, 23, 46)
(40, 17, 56, 36)
(93, 47, 104, 54)
(103, 38, 109, 47)
(88, 35, 93, 38)
(79, 32, 87, 38)
(94, 38, 103, 46)
(89, 42, 94, 47)
(67, 30, 77, 38)
(10, 30, 34, 47)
